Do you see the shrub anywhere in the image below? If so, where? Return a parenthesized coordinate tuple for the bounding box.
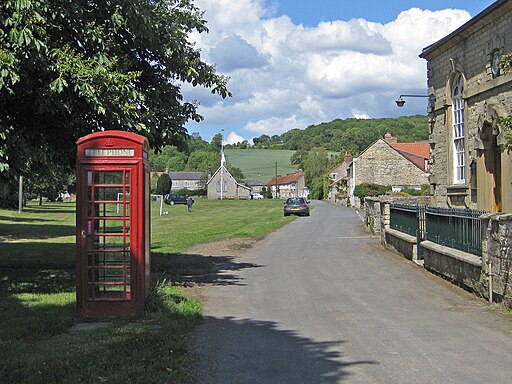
(155, 173, 172, 195)
(175, 188, 206, 197)
(353, 183, 391, 201)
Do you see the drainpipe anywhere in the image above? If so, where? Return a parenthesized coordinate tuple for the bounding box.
(487, 260, 494, 304)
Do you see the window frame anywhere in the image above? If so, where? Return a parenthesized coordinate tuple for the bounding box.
(451, 74, 466, 185)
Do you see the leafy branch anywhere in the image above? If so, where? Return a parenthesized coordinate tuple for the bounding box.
(499, 52, 512, 151)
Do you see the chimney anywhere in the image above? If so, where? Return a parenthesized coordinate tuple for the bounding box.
(384, 132, 397, 144)
(344, 152, 353, 163)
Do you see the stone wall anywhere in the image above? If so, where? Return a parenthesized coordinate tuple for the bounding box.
(364, 197, 512, 307)
(421, 241, 484, 296)
(356, 140, 428, 187)
(481, 213, 512, 306)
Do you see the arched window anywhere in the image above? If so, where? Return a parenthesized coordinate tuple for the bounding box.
(452, 74, 465, 184)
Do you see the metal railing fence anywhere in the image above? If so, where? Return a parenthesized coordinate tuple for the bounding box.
(424, 206, 486, 256)
(390, 203, 423, 237)
(389, 204, 485, 257)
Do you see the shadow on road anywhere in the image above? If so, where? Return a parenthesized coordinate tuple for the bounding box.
(193, 316, 377, 383)
(152, 251, 263, 286)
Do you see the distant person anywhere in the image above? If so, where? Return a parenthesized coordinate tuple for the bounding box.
(186, 196, 194, 212)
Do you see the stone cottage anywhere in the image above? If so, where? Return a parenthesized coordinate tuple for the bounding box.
(168, 171, 205, 192)
(267, 170, 307, 199)
(419, 0, 512, 213)
(347, 134, 429, 206)
(327, 153, 352, 204)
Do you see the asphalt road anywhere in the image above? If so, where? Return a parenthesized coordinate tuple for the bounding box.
(191, 200, 512, 384)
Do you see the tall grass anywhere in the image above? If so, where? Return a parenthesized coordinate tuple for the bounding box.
(0, 199, 293, 383)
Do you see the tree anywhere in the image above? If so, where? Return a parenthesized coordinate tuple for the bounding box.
(227, 165, 245, 182)
(186, 132, 209, 154)
(24, 165, 75, 205)
(209, 133, 223, 153)
(0, 0, 231, 205)
(301, 147, 330, 187)
(155, 173, 172, 196)
(186, 150, 220, 172)
(166, 156, 186, 172)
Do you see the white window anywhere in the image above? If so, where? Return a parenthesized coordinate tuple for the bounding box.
(184, 181, 190, 188)
(216, 180, 227, 192)
(452, 74, 465, 184)
(172, 180, 178, 188)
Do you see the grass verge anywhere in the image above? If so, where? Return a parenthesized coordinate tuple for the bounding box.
(0, 199, 293, 383)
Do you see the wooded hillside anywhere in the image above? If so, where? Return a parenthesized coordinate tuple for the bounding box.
(229, 115, 429, 155)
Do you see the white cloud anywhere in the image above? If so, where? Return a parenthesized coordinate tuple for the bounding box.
(224, 131, 246, 145)
(285, 19, 391, 54)
(186, 1, 472, 141)
(352, 111, 371, 119)
(210, 35, 268, 71)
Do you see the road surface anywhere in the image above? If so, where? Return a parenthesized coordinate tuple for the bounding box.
(191, 200, 512, 383)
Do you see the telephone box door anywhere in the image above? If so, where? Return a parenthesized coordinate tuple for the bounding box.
(78, 167, 136, 316)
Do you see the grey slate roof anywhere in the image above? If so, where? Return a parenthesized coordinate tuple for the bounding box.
(168, 171, 204, 180)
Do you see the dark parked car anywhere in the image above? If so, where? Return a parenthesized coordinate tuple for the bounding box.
(164, 194, 188, 205)
(284, 197, 310, 216)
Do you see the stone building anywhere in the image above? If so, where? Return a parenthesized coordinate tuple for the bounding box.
(168, 171, 205, 191)
(206, 164, 251, 199)
(347, 134, 429, 206)
(420, 0, 512, 213)
(206, 148, 251, 200)
(327, 153, 352, 204)
(267, 170, 307, 199)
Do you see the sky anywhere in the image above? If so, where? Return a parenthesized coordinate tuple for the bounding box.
(182, 0, 496, 144)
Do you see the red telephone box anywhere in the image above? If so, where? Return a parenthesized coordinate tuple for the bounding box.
(76, 131, 150, 317)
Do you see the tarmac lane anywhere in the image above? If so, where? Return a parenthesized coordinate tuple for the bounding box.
(191, 200, 512, 384)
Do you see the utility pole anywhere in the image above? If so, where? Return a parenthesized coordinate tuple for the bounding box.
(275, 161, 278, 199)
(220, 129, 224, 200)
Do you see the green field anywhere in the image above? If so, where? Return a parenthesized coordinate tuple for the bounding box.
(0, 199, 295, 383)
(225, 149, 298, 182)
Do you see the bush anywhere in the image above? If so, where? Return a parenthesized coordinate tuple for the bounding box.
(353, 183, 391, 201)
(399, 184, 430, 196)
(262, 186, 273, 199)
(175, 188, 206, 197)
(155, 173, 172, 195)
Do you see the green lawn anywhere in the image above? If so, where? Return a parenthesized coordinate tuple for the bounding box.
(0, 199, 293, 383)
(225, 149, 298, 182)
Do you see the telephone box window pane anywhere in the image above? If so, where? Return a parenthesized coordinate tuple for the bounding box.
(95, 218, 130, 234)
(87, 247, 131, 300)
(88, 202, 131, 218)
(92, 186, 130, 202)
(86, 169, 131, 301)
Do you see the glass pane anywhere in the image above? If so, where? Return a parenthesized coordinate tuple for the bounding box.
(85, 169, 132, 301)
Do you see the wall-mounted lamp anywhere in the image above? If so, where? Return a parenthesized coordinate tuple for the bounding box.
(395, 94, 436, 110)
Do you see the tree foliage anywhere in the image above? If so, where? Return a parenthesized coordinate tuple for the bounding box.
(281, 115, 429, 153)
(0, 0, 231, 190)
(500, 52, 512, 152)
(186, 150, 220, 173)
(155, 173, 171, 196)
(353, 183, 392, 201)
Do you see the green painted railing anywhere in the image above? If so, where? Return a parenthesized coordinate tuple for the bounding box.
(389, 204, 485, 257)
(425, 206, 485, 257)
(390, 203, 422, 237)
